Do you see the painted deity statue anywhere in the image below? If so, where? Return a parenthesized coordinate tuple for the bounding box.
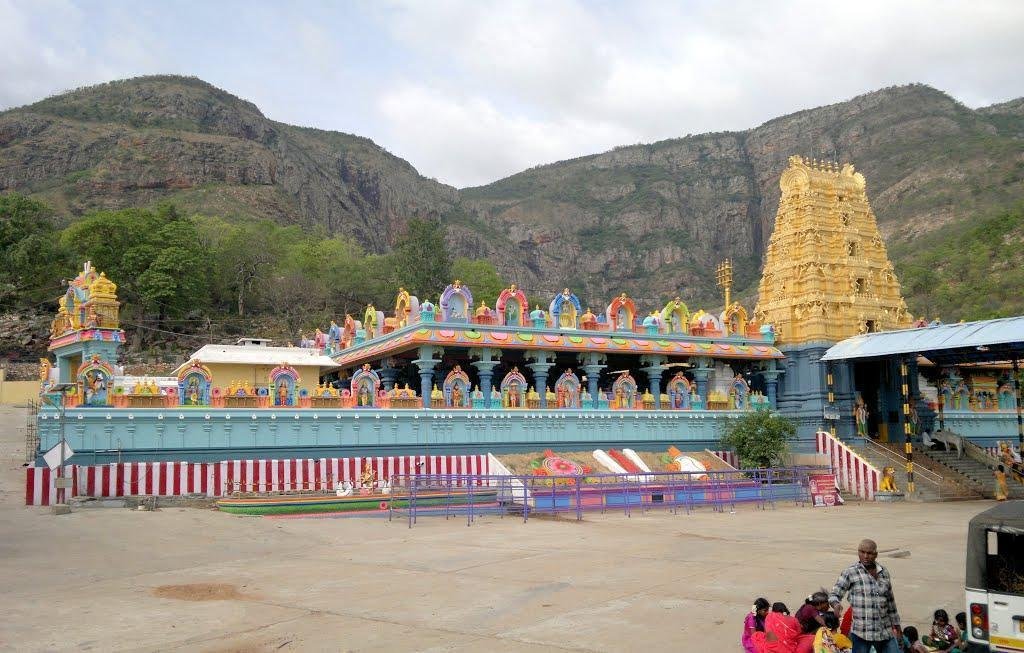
(451, 382, 464, 407)
(854, 399, 869, 437)
(558, 289, 577, 328)
(360, 461, 377, 488)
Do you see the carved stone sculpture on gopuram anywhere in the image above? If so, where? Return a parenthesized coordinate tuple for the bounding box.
(754, 156, 912, 345)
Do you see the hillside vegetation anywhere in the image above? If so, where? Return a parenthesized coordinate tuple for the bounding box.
(2, 76, 1024, 363)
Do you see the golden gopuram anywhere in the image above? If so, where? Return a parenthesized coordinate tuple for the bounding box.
(754, 155, 912, 345)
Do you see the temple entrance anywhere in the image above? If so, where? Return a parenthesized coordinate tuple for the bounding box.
(852, 360, 884, 440)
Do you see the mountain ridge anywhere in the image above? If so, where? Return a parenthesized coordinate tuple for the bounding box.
(2, 75, 1023, 317)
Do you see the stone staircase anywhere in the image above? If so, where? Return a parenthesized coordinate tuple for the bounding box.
(848, 439, 983, 502)
(919, 448, 1024, 500)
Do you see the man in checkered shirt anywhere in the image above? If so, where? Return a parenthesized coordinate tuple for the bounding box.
(829, 539, 902, 653)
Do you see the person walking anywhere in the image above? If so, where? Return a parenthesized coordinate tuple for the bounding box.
(828, 539, 902, 653)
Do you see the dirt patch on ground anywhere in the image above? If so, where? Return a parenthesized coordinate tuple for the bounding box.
(151, 583, 246, 602)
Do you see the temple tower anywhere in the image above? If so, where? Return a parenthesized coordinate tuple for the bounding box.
(46, 261, 125, 404)
(754, 156, 913, 438)
(754, 156, 912, 344)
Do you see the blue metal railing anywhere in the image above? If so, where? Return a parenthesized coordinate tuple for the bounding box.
(388, 466, 830, 527)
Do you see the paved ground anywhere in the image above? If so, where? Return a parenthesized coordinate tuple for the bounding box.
(0, 406, 992, 652)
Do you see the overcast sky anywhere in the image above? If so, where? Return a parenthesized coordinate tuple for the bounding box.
(2, 0, 1023, 188)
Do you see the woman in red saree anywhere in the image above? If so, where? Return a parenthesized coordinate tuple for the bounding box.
(752, 609, 803, 653)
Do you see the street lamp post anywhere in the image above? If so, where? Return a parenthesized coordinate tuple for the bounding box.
(43, 383, 76, 511)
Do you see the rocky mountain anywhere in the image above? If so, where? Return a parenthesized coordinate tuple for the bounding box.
(2, 77, 1023, 317)
(459, 84, 1024, 310)
(0, 76, 457, 252)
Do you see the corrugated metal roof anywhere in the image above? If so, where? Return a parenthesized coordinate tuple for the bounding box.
(820, 316, 1024, 363)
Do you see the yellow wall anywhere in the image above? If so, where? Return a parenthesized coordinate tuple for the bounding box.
(206, 363, 325, 393)
(0, 381, 40, 406)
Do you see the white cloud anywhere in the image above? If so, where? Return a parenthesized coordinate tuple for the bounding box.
(372, 0, 1024, 185)
(378, 83, 634, 187)
(1, 0, 1022, 187)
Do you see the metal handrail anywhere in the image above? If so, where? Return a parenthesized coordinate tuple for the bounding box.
(860, 437, 942, 485)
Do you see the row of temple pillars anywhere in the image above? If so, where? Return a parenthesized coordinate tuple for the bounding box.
(375, 347, 780, 411)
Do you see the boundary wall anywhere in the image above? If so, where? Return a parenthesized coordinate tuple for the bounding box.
(814, 430, 880, 500)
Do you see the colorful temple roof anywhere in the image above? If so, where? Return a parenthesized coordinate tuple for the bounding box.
(332, 322, 783, 369)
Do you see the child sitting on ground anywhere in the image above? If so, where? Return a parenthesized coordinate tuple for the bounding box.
(811, 613, 852, 653)
(902, 626, 928, 653)
(922, 609, 959, 650)
(742, 598, 771, 653)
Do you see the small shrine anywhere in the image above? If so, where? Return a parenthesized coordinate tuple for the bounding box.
(46, 261, 125, 405)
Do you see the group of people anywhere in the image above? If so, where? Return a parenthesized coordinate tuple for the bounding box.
(995, 441, 1023, 501)
(742, 539, 981, 653)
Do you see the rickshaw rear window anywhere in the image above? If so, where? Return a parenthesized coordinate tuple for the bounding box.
(987, 531, 1024, 595)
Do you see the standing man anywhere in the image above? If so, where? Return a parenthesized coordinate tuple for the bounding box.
(829, 539, 901, 653)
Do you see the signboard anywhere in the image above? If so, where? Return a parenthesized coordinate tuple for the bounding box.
(808, 473, 839, 508)
(823, 409, 841, 421)
(42, 441, 74, 470)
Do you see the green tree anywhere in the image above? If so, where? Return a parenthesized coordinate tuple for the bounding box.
(719, 410, 796, 468)
(392, 218, 451, 301)
(0, 193, 71, 308)
(201, 220, 296, 316)
(61, 204, 210, 327)
(451, 257, 506, 308)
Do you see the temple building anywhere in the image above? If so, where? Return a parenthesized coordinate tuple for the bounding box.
(31, 156, 1021, 473)
(755, 156, 911, 344)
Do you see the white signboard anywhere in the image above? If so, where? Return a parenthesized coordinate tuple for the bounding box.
(42, 441, 74, 470)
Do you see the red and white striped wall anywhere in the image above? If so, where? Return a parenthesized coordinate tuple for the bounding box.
(815, 431, 880, 501)
(24, 454, 490, 506)
(709, 450, 739, 468)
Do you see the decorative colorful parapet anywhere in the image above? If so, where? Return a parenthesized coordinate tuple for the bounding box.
(177, 360, 213, 406)
(332, 326, 783, 369)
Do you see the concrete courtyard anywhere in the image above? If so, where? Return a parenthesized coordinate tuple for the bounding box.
(0, 406, 989, 652)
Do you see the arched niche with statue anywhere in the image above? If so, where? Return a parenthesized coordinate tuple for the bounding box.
(730, 374, 750, 410)
(350, 364, 381, 408)
(661, 298, 690, 335)
(496, 284, 528, 327)
(177, 360, 213, 406)
(667, 372, 692, 410)
(269, 364, 300, 407)
(500, 367, 528, 409)
(393, 288, 419, 330)
(440, 280, 473, 322)
(554, 369, 581, 409)
(78, 355, 114, 407)
(611, 372, 638, 409)
(549, 288, 581, 329)
(443, 365, 471, 408)
(723, 303, 749, 337)
(607, 293, 637, 332)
